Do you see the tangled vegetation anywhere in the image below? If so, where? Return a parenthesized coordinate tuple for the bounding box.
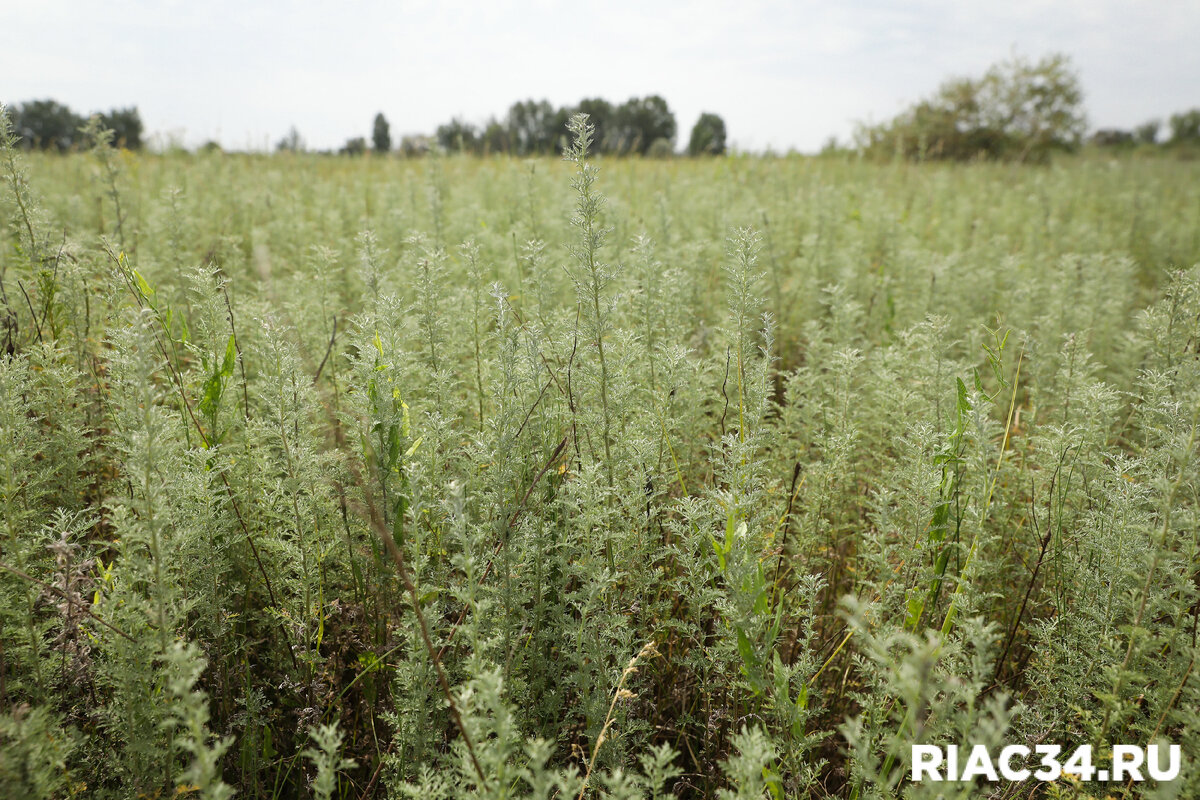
(1, 107, 1199, 798)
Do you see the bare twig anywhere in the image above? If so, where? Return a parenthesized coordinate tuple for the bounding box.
(313, 315, 338, 384)
(220, 282, 251, 419)
(17, 280, 42, 343)
(358, 477, 489, 789)
(0, 559, 136, 642)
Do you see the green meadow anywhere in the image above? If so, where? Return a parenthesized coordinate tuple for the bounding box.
(3, 114, 1200, 798)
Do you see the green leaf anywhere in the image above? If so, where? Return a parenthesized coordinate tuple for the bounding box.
(387, 424, 401, 469)
(133, 269, 154, 299)
(752, 563, 769, 615)
(403, 436, 423, 459)
(736, 627, 756, 667)
(711, 536, 727, 572)
(198, 336, 238, 421)
(262, 726, 276, 760)
(199, 375, 222, 418)
(764, 766, 783, 800)
(221, 334, 237, 377)
(737, 627, 764, 696)
(905, 590, 923, 630)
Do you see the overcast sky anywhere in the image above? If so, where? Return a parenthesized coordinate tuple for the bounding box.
(3, 0, 1198, 152)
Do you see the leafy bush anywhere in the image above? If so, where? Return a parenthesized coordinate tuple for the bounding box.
(856, 53, 1086, 163)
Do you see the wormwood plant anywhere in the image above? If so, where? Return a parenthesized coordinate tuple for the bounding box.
(1, 104, 1199, 798)
(564, 113, 619, 487)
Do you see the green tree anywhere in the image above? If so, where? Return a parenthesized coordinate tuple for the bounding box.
(1134, 119, 1160, 144)
(576, 98, 614, 153)
(372, 112, 391, 154)
(97, 106, 143, 149)
(1091, 129, 1133, 148)
(9, 99, 84, 151)
(548, 105, 572, 154)
(479, 118, 510, 154)
(688, 112, 727, 155)
(856, 53, 1086, 162)
(1168, 109, 1200, 145)
(340, 137, 367, 156)
(276, 125, 305, 153)
(613, 95, 676, 155)
(436, 118, 478, 153)
(505, 99, 559, 155)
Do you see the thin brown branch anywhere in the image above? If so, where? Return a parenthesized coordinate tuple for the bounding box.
(0, 559, 136, 642)
(435, 435, 569, 662)
(313, 315, 338, 384)
(358, 479, 489, 789)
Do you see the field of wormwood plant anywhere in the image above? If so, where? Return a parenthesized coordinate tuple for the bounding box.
(2, 109, 1200, 799)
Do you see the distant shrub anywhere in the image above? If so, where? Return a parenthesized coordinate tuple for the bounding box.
(1168, 108, 1200, 145)
(688, 112, 727, 156)
(856, 53, 1086, 163)
(646, 137, 675, 158)
(1092, 128, 1134, 148)
(1134, 119, 1161, 144)
(276, 125, 305, 152)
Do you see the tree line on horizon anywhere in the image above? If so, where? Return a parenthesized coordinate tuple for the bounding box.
(8, 60, 1200, 161)
(4, 100, 144, 151)
(329, 96, 728, 158)
(3, 95, 728, 158)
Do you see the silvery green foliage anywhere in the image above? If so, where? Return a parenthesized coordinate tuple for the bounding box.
(718, 726, 781, 800)
(0, 705, 80, 798)
(303, 723, 355, 800)
(1, 104, 1200, 798)
(163, 642, 234, 800)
